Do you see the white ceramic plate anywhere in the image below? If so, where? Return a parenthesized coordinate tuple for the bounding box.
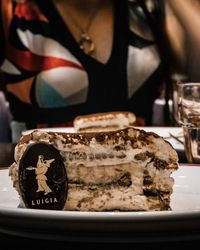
(22, 126, 184, 152)
(137, 126, 184, 151)
(0, 165, 200, 242)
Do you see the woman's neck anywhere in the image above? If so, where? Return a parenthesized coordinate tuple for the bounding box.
(54, 0, 107, 13)
(52, 0, 114, 63)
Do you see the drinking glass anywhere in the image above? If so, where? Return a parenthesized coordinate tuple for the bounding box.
(171, 74, 188, 125)
(183, 125, 200, 163)
(177, 82, 200, 126)
(176, 82, 200, 163)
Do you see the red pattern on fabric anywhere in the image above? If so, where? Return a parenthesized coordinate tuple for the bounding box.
(7, 46, 84, 72)
(14, 2, 48, 22)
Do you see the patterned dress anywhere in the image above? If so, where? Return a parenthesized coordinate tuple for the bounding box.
(0, 0, 164, 132)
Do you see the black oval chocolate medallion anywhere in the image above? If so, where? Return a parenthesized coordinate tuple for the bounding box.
(19, 142, 68, 210)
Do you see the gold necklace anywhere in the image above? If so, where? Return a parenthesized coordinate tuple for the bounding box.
(65, 1, 105, 55)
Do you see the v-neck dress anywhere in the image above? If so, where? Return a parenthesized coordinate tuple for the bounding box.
(0, 0, 163, 130)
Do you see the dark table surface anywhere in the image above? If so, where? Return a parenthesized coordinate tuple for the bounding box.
(1, 234, 200, 250)
(0, 142, 198, 248)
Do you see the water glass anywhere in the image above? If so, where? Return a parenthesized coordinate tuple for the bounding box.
(176, 82, 200, 163)
(177, 82, 200, 126)
(183, 125, 200, 163)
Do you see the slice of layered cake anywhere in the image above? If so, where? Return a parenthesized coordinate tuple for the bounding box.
(73, 111, 136, 132)
(9, 127, 179, 211)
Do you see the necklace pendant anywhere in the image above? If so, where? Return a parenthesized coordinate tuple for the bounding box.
(79, 31, 95, 55)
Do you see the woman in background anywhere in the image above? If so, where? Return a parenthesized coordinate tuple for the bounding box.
(1, 0, 200, 141)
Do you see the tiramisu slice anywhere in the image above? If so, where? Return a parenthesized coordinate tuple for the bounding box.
(73, 111, 136, 132)
(9, 127, 179, 211)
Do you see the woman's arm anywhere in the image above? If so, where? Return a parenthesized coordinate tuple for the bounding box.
(166, 0, 200, 80)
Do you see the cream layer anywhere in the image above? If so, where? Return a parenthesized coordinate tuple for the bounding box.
(64, 185, 166, 211)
